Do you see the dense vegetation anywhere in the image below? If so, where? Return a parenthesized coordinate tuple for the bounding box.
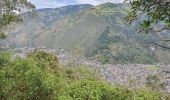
(0, 50, 168, 99)
(89, 27, 157, 64)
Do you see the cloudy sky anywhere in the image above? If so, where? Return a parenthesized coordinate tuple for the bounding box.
(28, 0, 124, 9)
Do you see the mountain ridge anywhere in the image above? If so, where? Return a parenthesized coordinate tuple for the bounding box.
(3, 3, 170, 64)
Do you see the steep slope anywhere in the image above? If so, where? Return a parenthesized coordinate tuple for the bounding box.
(6, 4, 94, 47)
(4, 3, 170, 64)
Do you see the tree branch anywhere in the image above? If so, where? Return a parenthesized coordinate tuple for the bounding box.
(149, 42, 170, 49)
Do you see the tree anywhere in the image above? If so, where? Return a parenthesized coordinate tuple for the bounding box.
(0, 51, 65, 99)
(125, 0, 170, 33)
(0, 0, 35, 39)
(125, 0, 170, 49)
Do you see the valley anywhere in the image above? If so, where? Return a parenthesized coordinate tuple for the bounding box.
(3, 3, 170, 64)
(2, 2, 170, 94)
(12, 47, 170, 93)
(1, 0, 170, 99)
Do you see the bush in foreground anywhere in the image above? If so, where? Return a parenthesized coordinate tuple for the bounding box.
(0, 51, 165, 100)
(68, 80, 161, 100)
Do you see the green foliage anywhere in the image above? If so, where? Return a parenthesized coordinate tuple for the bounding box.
(68, 80, 132, 100)
(0, 51, 165, 99)
(91, 28, 157, 64)
(125, 0, 170, 32)
(0, 0, 35, 38)
(0, 52, 11, 67)
(97, 54, 111, 64)
(0, 13, 21, 27)
(68, 80, 162, 100)
(0, 51, 64, 100)
(62, 66, 99, 82)
(1, 59, 55, 99)
(27, 50, 60, 71)
(0, 32, 7, 39)
(133, 89, 162, 100)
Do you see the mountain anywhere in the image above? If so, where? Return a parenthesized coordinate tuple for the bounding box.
(4, 3, 170, 64)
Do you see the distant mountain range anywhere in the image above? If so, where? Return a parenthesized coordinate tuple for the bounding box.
(3, 3, 170, 64)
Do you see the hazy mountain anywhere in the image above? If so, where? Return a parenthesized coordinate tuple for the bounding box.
(4, 3, 170, 64)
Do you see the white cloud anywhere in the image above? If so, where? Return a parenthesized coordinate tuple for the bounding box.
(28, 0, 124, 9)
(28, 0, 64, 8)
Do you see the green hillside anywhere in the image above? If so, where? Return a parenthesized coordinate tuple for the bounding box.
(4, 3, 170, 64)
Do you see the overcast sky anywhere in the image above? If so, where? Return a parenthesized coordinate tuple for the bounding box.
(28, 0, 124, 9)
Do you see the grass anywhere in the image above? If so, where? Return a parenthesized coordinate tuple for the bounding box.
(146, 65, 160, 71)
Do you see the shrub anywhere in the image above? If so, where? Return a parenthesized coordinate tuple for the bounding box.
(134, 89, 162, 100)
(68, 80, 162, 100)
(0, 52, 11, 67)
(27, 50, 60, 70)
(62, 66, 99, 83)
(0, 51, 64, 100)
(0, 51, 164, 100)
(68, 80, 133, 100)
